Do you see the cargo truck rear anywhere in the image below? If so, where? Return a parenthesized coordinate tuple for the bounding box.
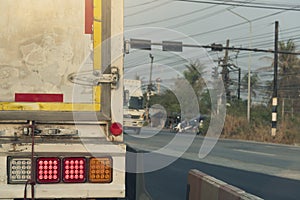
(0, 0, 126, 199)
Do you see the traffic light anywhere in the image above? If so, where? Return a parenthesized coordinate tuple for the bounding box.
(211, 43, 223, 51)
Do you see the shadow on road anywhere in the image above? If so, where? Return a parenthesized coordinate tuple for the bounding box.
(144, 154, 300, 200)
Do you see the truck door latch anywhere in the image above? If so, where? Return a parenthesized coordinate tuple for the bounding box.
(94, 67, 120, 89)
(68, 66, 120, 89)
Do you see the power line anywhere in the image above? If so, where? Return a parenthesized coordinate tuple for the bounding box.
(168, 6, 228, 28)
(229, 26, 300, 43)
(124, 0, 300, 51)
(125, 1, 298, 52)
(125, 0, 159, 9)
(176, 10, 288, 40)
(126, 0, 257, 30)
(174, 0, 300, 11)
(236, 36, 300, 58)
(125, 5, 217, 27)
(168, 0, 257, 28)
(125, 1, 173, 18)
(198, 0, 300, 8)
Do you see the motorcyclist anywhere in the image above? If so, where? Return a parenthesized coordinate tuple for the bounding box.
(197, 119, 204, 135)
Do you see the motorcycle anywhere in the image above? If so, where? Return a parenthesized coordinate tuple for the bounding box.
(173, 121, 198, 133)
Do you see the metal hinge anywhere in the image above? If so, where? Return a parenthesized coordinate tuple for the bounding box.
(94, 67, 120, 89)
(68, 66, 120, 89)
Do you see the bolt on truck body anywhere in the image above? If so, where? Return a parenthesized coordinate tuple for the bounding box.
(0, 0, 126, 199)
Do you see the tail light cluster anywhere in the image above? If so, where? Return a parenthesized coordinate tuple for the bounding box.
(89, 157, 112, 183)
(8, 158, 32, 184)
(8, 157, 112, 184)
(62, 157, 86, 183)
(37, 157, 60, 183)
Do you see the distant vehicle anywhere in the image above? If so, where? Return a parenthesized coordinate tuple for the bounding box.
(173, 114, 207, 134)
(123, 79, 146, 134)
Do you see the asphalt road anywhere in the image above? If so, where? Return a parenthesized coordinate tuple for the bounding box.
(124, 128, 300, 200)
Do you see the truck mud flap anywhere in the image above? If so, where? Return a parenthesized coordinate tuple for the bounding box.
(126, 146, 152, 200)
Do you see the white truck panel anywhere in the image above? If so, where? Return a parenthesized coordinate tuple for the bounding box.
(0, 0, 93, 103)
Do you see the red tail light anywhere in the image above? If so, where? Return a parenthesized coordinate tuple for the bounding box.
(62, 157, 86, 183)
(36, 157, 60, 183)
(110, 122, 123, 136)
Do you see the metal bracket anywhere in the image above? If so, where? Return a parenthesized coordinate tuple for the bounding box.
(95, 67, 120, 89)
(68, 66, 120, 89)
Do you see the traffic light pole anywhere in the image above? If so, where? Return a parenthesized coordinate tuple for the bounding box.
(145, 54, 154, 123)
(127, 39, 300, 55)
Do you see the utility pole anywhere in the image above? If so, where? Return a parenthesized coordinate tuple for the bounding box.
(227, 9, 252, 122)
(272, 21, 279, 137)
(238, 68, 241, 100)
(146, 54, 154, 123)
(149, 54, 154, 89)
(221, 39, 230, 100)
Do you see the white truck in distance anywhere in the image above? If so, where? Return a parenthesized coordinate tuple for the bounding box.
(123, 79, 145, 134)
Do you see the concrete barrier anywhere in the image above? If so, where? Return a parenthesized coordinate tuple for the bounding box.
(187, 169, 263, 200)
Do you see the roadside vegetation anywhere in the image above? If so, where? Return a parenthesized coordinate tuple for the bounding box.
(148, 39, 300, 145)
(223, 99, 300, 145)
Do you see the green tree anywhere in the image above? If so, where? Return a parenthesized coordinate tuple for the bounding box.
(149, 90, 180, 114)
(259, 40, 300, 103)
(277, 40, 300, 115)
(199, 89, 212, 115)
(149, 60, 207, 119)
(260, 40, 300, 117)
(278, 40, 299, 74)
(183, 60, 206, 97)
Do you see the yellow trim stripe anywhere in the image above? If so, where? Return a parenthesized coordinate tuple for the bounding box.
(0, 103, 100, 111)
(94, 86, 101, 104)
(93, 0, 102, 104)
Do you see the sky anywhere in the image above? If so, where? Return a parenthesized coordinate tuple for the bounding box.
(123, 0, 300, 103)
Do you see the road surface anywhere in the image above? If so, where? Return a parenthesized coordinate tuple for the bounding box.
(125, 128, 300, 200)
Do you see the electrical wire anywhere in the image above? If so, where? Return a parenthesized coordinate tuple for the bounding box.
(167, 6, 228, 28)
(167, 0, 256, 29)
(125, 0, 159, 9)
(174, 0, 300, 11)
(125, 1, 173, 18)
(125, 5, 217, 27)
(124, 1, 300, 103)
(175, 9, 289, 40)
(229, 26, 300, 43)
(125, 1, 299, 49)
(24, 121, 36, 200)
(209, 0, 299, 8)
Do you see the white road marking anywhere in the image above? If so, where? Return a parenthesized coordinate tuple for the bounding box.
(234, 149, 276, 157)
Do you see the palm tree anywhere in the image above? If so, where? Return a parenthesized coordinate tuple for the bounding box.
(276, 40, 300, 115)
(278, 40, 299, 74)
(259, 40, 300, 106)
(168, 60, 207, 118)
(183, 60, 206, 97)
